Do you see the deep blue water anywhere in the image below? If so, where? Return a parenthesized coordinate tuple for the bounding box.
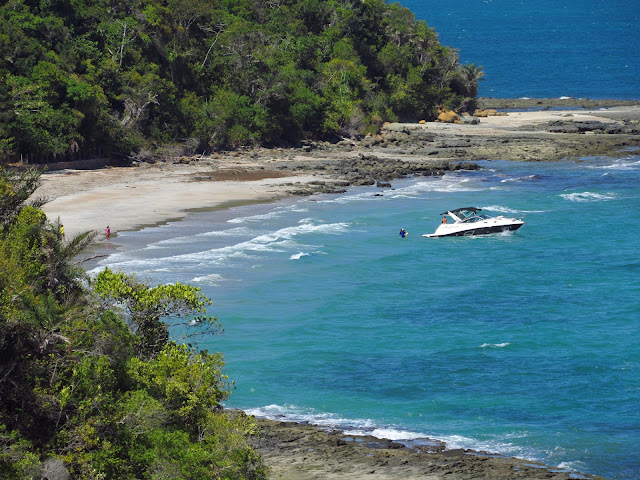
(94, 154, 640, 479)
(398, 0, 640, 99)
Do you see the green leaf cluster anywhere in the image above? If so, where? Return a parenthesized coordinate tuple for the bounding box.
(0, 167, 267, 479)
(1, 0, 483, 161)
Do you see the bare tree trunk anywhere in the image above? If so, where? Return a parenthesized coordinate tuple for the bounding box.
(117, 21, 128, 66)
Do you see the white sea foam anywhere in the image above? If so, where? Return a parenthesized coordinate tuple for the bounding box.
(431, 176, 484, 193)
(87, 256, 173, 276)
(559, 191, 617, 202)
(556, 461, 586, 475)
(318, 174, 486, 206)
(481, 205, 544, 214)
(359, 427, 426, 441)
(317, 190, 382, 205)
(586, 158, 640, 171)
(245, 405, 423, 440)
(147, 227, 255, 248)
(290, 252, 310, 260)
(227, 210, 286, 224)
(97, 220, 349, 274)
(244, 404, 544, 464)
(385, 175, 484, 197)
(226, 204, 307, 224)
(482, 205, 520, 214)
(191, 273, 225, 285)
(500, 174, 543, 183)
(397, 175, 487, 196)
(480, 342, 511, 348)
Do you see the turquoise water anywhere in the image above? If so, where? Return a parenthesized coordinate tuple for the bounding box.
(94, 155, 640, 479)
(399, 0, 640, 99)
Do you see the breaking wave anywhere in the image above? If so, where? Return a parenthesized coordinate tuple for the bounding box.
(559, 192, 617, 202)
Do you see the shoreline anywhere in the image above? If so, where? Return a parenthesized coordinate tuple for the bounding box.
(32, 101, 638, 479)
(246, 415, 607, 480)
(476, 97, 640, 110)
(37, 102, 640, 240)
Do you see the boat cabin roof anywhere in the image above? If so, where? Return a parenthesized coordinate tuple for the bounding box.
(439, 207, 482, 215)
(442, 207, 488, 223)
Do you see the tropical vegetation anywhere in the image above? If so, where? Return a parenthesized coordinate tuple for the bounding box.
(0, 166, 267, 479)
(1, 0, 483, 162)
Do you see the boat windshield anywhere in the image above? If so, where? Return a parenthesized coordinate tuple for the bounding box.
(457, 210, 488, 222)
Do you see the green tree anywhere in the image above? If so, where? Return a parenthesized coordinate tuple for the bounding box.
(0, 167, 266, 479)
(451, 62, 485, 106)
(92, 268, 222, 358)
(1, 0, 473, 155)
(0, 166, 44, 224)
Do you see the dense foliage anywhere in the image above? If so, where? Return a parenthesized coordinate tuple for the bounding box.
(0, 0, 482, 162)
(0, 167, 267, 479)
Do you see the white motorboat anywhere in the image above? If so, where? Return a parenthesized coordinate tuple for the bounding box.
(422, 207, 524, 238)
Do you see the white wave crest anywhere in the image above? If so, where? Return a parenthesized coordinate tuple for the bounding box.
(480, 342, 511, 348)
(244, 404, 423, 441)
(227, 210, 285, 224)
(243, 404, 543, 463)
(148, 226, 254, 248)
(191, 273, 225, 285)
(481, 205, 544, 214)
(318, 174, 487, 206)
(317, 190, 381, 205)
(556, 461, 586, 474)
(226, 204, 307, 224)
(500, 174, 543, 183)
(586, 158, 640, 171)
(482, 205, 520, 214)
(98, 220, 349, 273)
(290, 252, 310, 260)
(559, 191, 617, 202)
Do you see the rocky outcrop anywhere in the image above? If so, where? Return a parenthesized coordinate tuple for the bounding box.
(436, 106, 462, 124)
(474, 108, 508, 117)
(281, 154, 481, 195)
(528, 119, 640, 135)
(249, 416, 603, 480)
(165, 103, 639, 195)
(477, 97, 639, 110)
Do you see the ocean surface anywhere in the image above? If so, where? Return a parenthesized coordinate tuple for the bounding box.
(92, 153, 640, 479)
(398, 0, 640, 99)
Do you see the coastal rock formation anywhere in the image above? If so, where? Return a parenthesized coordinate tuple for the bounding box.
(123, 103, 637, 172)
(477, 97, 639, 110)
(474, 108, 508, 117)
(436, 106, 462, 124)
(364, 106, 640, 162)
(249, 417, 607, 480)
(529, 119, 639, 135)
(278, 155, 481, 195)
(165, 104, 638, 195)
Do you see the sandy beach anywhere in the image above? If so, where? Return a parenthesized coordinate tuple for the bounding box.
(33, 101, 638, 479)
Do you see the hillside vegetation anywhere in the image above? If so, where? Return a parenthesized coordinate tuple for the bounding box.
(1, 0, 482, 162)
(0, 167, 267, 479)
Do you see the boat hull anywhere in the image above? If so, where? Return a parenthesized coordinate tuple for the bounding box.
(422, 221, 524, 238)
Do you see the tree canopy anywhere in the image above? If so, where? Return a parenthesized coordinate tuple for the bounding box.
(0, 166, 267, 479)
(1, 0, 482, 162)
